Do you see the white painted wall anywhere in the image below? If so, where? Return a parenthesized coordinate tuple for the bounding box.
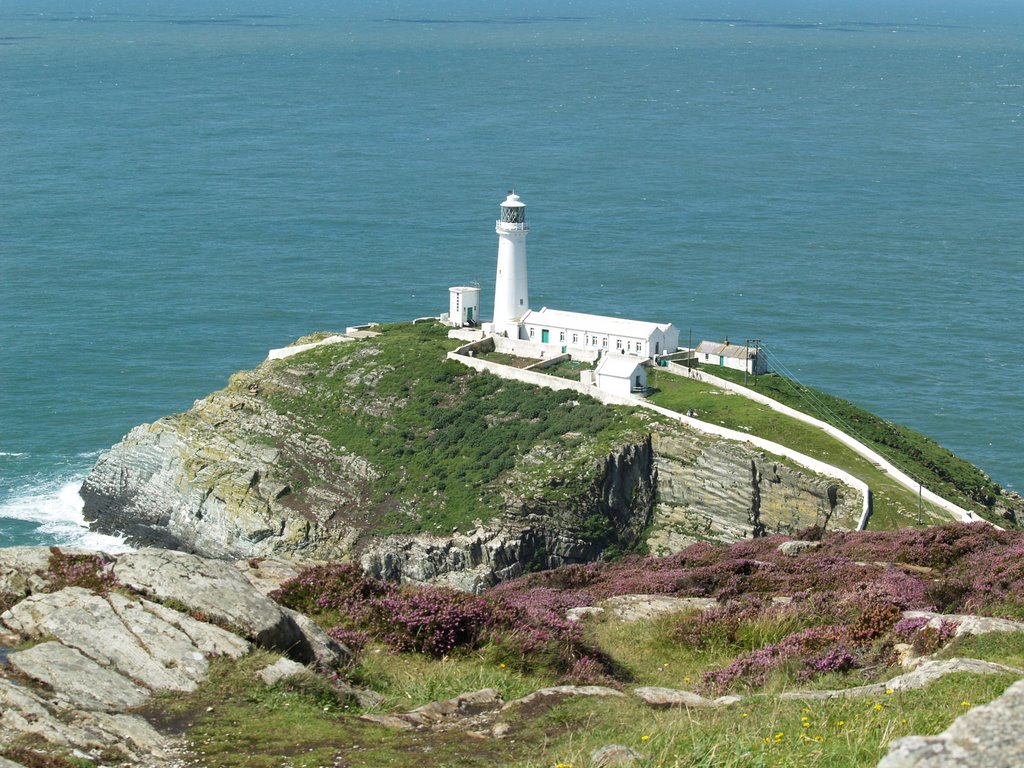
(665, 361, 978, 527)
(518, 321, 674, 361)
(448, 344, 870, 526)
(493, 228, 528, 328)
(448, 286, 481, 327)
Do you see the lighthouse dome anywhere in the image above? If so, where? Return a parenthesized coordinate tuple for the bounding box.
(499, 192, 526, 226)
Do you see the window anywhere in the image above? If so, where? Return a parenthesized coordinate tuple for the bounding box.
(602, 337, 608, 348)
(529, 327, 534, 338)
(627, 341, 631, 351)
(616, 339, 623, 350)
(559, 331, 565, 342)
(520, 299, 524, 305)
(572, 334, 578, 344)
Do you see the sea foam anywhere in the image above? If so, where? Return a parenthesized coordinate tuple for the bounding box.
(0, 477, 131, 553)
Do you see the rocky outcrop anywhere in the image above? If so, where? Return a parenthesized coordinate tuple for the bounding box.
(647, 428, 859, 554)
(80, 327, 864, 587)
(878, 679, 1024, 767)
(361, 439, 659, 591)
(0, 546, 351, 764)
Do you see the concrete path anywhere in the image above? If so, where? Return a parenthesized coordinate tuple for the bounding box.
(665, 362, 979, 526)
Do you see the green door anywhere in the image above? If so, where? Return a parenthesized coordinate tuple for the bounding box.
(466, 307, 473, 322)
(541, 329, 549, 343)
(719, 355, 725, 366)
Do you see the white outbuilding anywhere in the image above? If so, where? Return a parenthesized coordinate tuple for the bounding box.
(448, 285, 481, 327)
(595, 355, 648, 397)
(518, 307, 679, 361)
(696, 339, 768, 375)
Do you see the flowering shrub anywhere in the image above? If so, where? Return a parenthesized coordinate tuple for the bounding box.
(702, 625, 849, 693)
(891, 615, 931, 641)
(911, 620, 960, 655)
(372, 587, 490, 657)
(326, 626, 371, 653)
(46, 547, 117, 594)
(273, 523, 1024, 689)
(274, 563, 603, 676)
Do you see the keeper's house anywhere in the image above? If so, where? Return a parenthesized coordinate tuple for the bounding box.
(519, 307, 679, 361)
(696, 339, 769, 375)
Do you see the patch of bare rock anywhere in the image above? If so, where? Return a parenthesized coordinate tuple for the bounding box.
(779, 659, 1024, 701)
(0, 546, 350, 765)
(878, 678, 1024, 767)
(566, 594, 719, 623)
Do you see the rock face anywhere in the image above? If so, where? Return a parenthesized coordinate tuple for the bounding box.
(80, 326, 863, 586)
(878, 679, 1024, 768)
(0, 546, 350, 765)
(647, 429, 859, 555)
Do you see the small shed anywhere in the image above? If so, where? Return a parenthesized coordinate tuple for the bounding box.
(696, 339, 768, 375)
(448, 285, 481, 327)
(595, 355, 647, 397)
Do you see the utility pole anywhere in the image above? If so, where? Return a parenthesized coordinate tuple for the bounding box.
(688, 328, 693, 374)
(745, 338, 760, 387)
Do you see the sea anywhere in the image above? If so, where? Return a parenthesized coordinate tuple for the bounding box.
(2, 0, 1022, 549)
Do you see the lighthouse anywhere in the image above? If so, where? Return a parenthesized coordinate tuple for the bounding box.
(492, 191, 529, 335)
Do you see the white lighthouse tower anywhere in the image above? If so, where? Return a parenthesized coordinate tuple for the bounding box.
(492, 191, 529, 336)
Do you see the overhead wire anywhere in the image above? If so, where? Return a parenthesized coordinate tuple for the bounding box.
(757, 343, 923, 485)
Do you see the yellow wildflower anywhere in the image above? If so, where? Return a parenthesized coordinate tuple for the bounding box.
(873, 703, 884, 711)
(499, 663, 506, 669)
(961, 700, 971, 708)
(641, 735, 650, 742)
(886, 688, 895, 695)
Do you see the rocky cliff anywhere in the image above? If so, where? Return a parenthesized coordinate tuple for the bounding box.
(81, 323, 862, 586)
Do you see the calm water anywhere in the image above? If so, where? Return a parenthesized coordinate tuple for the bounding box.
(2, 0, 1022, 547)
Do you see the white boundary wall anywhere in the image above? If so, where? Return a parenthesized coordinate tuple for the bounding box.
(449, 345, 872, 529)
(665, 362, 981, 526)
(268, 335, 350, 361)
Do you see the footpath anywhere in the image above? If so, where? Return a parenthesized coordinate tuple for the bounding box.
(664, 362, 979, 526)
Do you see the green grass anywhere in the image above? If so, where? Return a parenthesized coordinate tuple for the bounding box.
(352, 644, 550, 711)
(150, 646, 1016, 768)
(587, 610, 740, 688)
(525, 672, 1015, 768)
(257, 322, 653, 535)
(698, 365, 1002, 517)
(646, 368, 948, 529)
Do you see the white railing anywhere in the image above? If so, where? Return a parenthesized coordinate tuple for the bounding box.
(495, 220, 528, 231)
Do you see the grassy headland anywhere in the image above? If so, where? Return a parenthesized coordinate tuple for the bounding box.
(646, 368, 950, 529)
(260, 322, 653, 535)
(692, 365, 1004, 516)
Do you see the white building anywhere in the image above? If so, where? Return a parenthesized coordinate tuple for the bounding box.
(594, 355, 648, 397)
(519, 307, 679, 361)
(447, 285, 481, 327)
(492, 192, 529, 337)
(696, 339, 768, 375)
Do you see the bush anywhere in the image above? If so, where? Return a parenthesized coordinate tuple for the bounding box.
(46, 547, 117, 594)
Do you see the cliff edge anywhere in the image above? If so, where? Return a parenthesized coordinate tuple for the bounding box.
(81, 323, 862, 586)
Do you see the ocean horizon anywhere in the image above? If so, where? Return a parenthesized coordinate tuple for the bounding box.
(2, 0, 1022, 548)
